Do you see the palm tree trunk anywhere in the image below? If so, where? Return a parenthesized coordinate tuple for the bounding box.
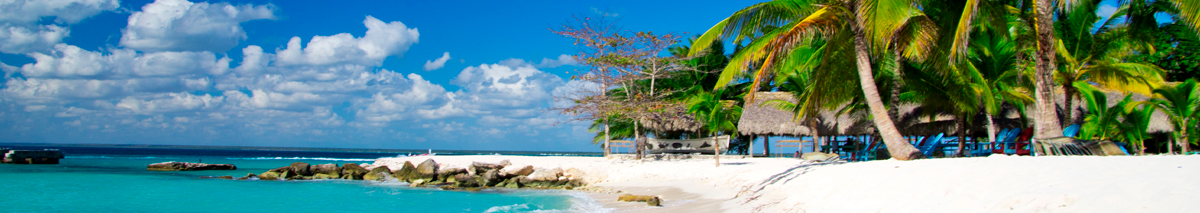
(714, 136, 720, 167)
(1182, 127, 1191, 153)
(1063, 85, 1077, 127)
(810, 119, 822, 154)
(850, 16, 924, 160)
(1033, 0, 1064, 140)
(889, 49, 905, 125)
(986, 110, 997, 144)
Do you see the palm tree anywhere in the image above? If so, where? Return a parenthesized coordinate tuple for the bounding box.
(1055, 0, 1167, 127)
(689, 0, 925, 160)
(965, 27, 1036, 144)
(1150, 79, 1200, 154)
(1121, 101, 1156, 155)
(1074, 82, 1131, 141)
(687, 88, 743, 166)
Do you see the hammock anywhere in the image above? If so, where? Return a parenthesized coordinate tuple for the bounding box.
(646, 135, 731, 154)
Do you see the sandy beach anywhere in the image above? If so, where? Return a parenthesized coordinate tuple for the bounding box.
(373, 155, 1200, 212)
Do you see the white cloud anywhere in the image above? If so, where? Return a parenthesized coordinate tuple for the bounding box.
(355, 73, 452, 124)
(453, 62, 563, 110)
(536, 54, 577, 68)
(423, 52, 451, 71)
(116, 92, 224, 114)
(2, 77, 207, 101)
(0, 0, 120, 24)
(275, 16, 419, 66)
(0, 23, 67, 54)
(120, 0, 276, 52)
(19, 44, 231, 79)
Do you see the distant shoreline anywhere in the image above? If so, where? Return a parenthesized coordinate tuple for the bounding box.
(0, 142, 603, 156)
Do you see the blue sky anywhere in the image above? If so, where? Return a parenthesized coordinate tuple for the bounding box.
(0, 0, 763, 151)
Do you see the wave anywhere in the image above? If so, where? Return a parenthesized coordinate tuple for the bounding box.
(66, 156, 180, 160)
(481, 191, 611, 213)
(224, 157, 377, 162)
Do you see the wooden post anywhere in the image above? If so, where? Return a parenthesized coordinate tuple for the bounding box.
(749, 135, 755, 158)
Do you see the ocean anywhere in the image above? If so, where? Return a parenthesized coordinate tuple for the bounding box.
(0, 144, 606, 213)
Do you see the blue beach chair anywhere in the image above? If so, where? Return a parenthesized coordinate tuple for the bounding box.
(1063, 124, 1081, 138)
(919, 133, 945, 158)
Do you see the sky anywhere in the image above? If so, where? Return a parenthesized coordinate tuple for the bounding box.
(0, 0, 767, 151)
(0, 0, 1144, 152)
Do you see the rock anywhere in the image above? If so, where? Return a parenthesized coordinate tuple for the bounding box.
(481, 169, 500, 186)
(392, 161, 417, 181)
(437, 167, 466, 181)
(289, 162, 312, 176)
(409, 179, 426, 187)
(416, 159, 439, 178)
(471, 161, 503, 174)
(454, 173, 480, 187)
(527, 167, 562, 181)
(312, 173, 336, 179)
(501, 165, 534, 177)
(217, 175, 233, 180)
(363, 166, 392, 181)
(498, 159, 511, 167)
(618, 194, 662, 206)
(340, 163, 369, 180)
(563, 168, 583, 179)
(258, 171, 281, 180)
(147, 162, 237, 171)
(238, 173, 257, 180)
(311, 163, 340, 177)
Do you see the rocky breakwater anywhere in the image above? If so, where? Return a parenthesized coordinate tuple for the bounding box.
(147, 162, 237, 171)
(241, 158, 586, 191)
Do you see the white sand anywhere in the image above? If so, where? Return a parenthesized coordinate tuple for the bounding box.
(372, 155, 1200, 212)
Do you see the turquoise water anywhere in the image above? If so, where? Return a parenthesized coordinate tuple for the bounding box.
(0, 146, 602, 212)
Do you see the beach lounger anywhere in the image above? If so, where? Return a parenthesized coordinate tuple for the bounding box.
(645, 135, 731, 155)
(919, 133, 944, 158)
(1063, 124, 1081, 138)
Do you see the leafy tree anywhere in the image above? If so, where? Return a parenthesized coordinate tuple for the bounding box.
(1149, 79, 1200, 153)
(689, 0, 926, 160)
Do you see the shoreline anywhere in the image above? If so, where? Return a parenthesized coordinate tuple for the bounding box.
(372, 154, 1200, 212)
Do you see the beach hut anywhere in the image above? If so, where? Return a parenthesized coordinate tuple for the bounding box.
(737, 92, 842, 156)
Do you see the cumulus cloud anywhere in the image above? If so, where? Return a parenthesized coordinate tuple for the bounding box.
(0, 23, 68, 54)
(0, 0, 120, 24)
(116, 92, 224, 114)
(423, 52, 451, 71)
(275, 16, 419, 66)
(120, 0, 276, 52)
(19, 44, 231, 79)
(356, 73, 452, 124)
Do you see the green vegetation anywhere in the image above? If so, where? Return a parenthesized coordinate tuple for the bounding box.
(555, 0, 1200, 158)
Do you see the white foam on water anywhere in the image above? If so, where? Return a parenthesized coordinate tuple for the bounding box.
(224, 157, 376, 162)
(483, 204, 532, 213)
(67, 156, 179, 159)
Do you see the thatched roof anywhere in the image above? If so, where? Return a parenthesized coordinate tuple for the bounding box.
(1057, 89, 1173, 133)
(737, 92, 811, 136)
(638, 105, 703, 132)
(737, 92, 865, 136)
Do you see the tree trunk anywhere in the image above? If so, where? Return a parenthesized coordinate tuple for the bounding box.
(635, 120, 642, 160)
(1182, 128, 1191, 154)
(850, 13, 925, 160)
(763, 135, 770, 157)
(1169, 134, 1176, 154)
(1033, 0, 1064, 139)
(810, 119, 822, 154)
(604, 121, 611, 156)
(889, 49, 905, 126)
(714, 136, 720, 167)
(986, 111, 997, 144)
(1063, 85, 1076, 128)
(957, 117, 967, 157)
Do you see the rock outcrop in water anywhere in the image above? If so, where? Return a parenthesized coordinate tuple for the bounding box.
(238, 159, 586, 191)
(147, 162, 237, 171)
